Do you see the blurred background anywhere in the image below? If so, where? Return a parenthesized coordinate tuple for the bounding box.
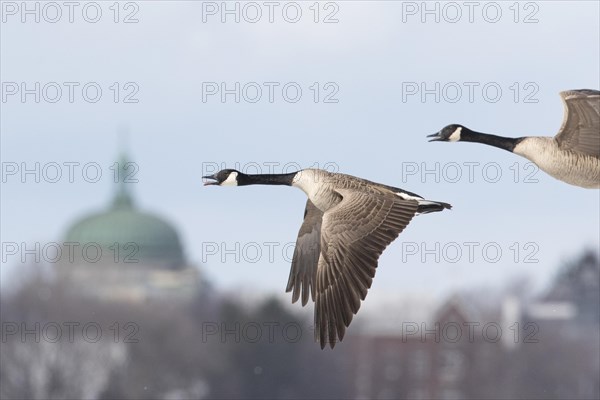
(1, 1, 599, 399)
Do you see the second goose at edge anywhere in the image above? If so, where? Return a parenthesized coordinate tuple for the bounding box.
(429, 89, 600, 188)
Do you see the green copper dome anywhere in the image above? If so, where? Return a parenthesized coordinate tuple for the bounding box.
(64, 155, 185, 269)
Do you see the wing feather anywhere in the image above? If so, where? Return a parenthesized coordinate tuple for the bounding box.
(555, 90, 600, 157)
(286, 200, 323, 306)
(314, 188, 419, 348)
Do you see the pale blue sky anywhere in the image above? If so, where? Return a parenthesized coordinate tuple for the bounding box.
(2, 1, 599, 305)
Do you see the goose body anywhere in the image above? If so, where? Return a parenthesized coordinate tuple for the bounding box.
(514, 137, 600, 188)
(291, 169, 444, 212)
(203, 168, 451, 348)
(429, 89, 600, 188)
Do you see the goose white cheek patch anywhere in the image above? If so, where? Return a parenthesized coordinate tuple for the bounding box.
(221, 172, 238, 186)
(449, 127, 462, 142)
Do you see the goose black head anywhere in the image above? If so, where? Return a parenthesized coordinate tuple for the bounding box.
(428, 124, 468, 142)
(203, 169, 243, 186)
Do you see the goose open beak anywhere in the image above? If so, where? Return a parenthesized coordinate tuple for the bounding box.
(202, 174, 218, 186)
(427, 132, 443, 142)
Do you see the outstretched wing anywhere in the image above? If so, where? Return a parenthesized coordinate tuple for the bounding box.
(555, 89, 600, 158)
(314, 188, 419, 349)
(286, 200, 323, 306)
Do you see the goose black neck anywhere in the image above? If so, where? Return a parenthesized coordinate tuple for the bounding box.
(238, 172, 296, 186)
(462, 129, 523, 153)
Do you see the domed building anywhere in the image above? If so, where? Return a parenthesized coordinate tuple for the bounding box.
(58, 154, 202, 302)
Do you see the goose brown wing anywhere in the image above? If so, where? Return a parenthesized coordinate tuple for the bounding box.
(314, 188, 419, 349)
(286, 200, 323, 306)
(555, 90, 600, 158)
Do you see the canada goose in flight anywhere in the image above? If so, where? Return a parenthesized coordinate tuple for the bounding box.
(203, 168, 451, 348)
(429, 89, 600, 189)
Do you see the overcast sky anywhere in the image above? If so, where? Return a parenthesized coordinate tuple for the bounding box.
(2, 1, 599, 309)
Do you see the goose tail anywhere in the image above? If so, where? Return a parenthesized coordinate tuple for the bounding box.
(416, 200, 452, 214)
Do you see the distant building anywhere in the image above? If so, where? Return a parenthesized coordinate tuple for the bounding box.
(534, 251, 600, 323)
(517, 252, 600, 399)
(57, 153, 203, 302)
(350, 297, 493, 400)
(348, 253, 600, 399)
(516, 250, 599, 340)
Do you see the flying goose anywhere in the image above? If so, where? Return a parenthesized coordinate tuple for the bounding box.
(429, 89, 600, 188)
(203, 168, 451, 348)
